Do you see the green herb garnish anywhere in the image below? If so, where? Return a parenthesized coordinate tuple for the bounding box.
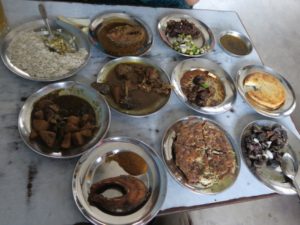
(200, 82, 209, 89)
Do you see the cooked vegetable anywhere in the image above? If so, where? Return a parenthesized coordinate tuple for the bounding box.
(172, 34, 208, 55)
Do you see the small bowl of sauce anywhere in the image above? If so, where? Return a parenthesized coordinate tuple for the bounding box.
(219, 31, 252, 57)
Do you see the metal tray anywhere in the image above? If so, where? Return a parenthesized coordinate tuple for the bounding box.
(1, 19, 90, 81)
(157, 13, 215, 57)
(240, 120, 299, 194)
(18, 81, 111, 159)
(236, 64, 296, 117)
(96, 56, 171, 117)
(72, 137, 167, 225)
(171, 58, 236, 114)
(89, 12, 153, 58)
(161, 115, 241, 194)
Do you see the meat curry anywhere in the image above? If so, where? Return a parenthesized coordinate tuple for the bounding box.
(96, 20, 149, 57)
(30, 92, 98, 151)
(92, 62, 171, 115)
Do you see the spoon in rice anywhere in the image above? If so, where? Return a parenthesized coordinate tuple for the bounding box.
(38, 3, 73, 54)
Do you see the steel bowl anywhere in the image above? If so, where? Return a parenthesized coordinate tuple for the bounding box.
(240, 119, 299, 194)
(218, 30, 253, 57)
(89, 12, 153, 58)
(236, 65, 296, 117)
(72, 136, 167, 225)
(1, 19, 90, 82)
(157, 13, 215, 57)
(171, 58, 236, 114)
(161, 115, 240, 194)
(96, 56, 171, 117)
(18, 81, 111, 159)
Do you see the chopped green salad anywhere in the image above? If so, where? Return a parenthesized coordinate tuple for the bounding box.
(172, 34, 209, 56)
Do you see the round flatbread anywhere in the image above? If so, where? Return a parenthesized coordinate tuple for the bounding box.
(244, 72, 286, 110)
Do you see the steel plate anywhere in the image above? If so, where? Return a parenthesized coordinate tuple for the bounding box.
(96, 56, 171, 117)
(237, 65, 296, 117)
(157, 13, 215, 57)
(1, 19, 90, 81)
(18, 81, 111, 159)
(72, 137, 167, 225)
(218, 30, 253, 57)
(161, 115, 240, 194)
(171, 58, 236, 114)
(240, 120, 299, 194)
(89, 12, 153, 58)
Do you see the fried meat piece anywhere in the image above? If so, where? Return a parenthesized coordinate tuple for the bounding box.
(88, 175, 149, 215)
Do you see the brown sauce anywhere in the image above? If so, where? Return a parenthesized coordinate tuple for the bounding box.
(107, 151, 148, 176)
(93, 62, 171, 115)
(220, 34, 250, 56)
(96, 20, 148, 57)
(30, 92, 98, 152)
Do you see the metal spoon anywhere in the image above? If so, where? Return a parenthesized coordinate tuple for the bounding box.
(38, 3, 54, 39)
(281, 152, 300, 197)
(38, 3, 73, 54)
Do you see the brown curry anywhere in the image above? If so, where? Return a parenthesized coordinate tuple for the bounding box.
(96, 20, 149, 57)
(30, 92, 98, 151)
(92, 62, 171, 115)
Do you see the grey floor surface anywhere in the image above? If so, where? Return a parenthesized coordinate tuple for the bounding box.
(155, 1, 300, 224)
(154, 195, 300, 225)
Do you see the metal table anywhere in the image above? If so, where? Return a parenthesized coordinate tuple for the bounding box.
(0, 1, 299, 224)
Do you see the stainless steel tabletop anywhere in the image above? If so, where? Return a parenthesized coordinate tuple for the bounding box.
(1, 1, 300, 225)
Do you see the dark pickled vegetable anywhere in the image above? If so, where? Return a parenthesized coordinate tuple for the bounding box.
(243, 123, 288, 168)
(165, 19, 200, 39)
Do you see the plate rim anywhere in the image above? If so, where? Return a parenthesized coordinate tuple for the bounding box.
(96, 56, 172, 117)
(218, 30, 253, 57)
(72, 136, 167, 225)
(239, 119, 297, 195)
(88, 11, 153, 58)
(236, 64, 296, 118)
(171, 57, 237, 114)
(1, 19, 91, 82)
(157, 13, 215, 57)
(161, 115, 241, 194)
(18, 81, 111, 159)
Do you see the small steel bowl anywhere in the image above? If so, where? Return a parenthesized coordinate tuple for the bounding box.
(157, 13, 215, 57)
(96, 56, 171, 117)
(240, 120, 299, 194)
(72, 136, 167, 225)
(218, 30, 253, 57)
(161, 115, 240, 194)
(1, 19, 90, 82)
(18, 81, 111, 159)
(237, 65, 296, 117)
(89, 12, 153, 58)
(171, 58, 236, 114)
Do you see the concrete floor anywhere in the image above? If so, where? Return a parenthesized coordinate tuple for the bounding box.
(154, 195, 300, 225)
(154, 1, 300, 224)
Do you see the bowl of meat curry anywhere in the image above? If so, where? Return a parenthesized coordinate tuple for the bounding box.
(92, 57, 172, 116)
(18, 81, 111, 158)
(89, 12, 153, 57)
